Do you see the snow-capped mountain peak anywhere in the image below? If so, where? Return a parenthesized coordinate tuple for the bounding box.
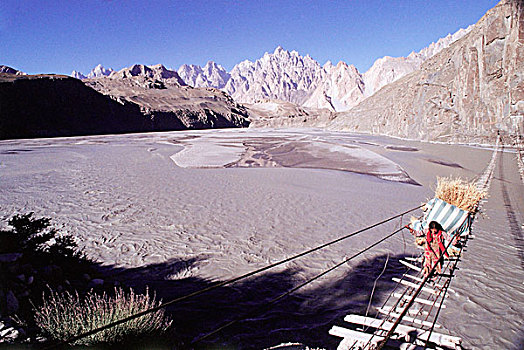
(70, 64, 113, 80)
(88, 64, 113, 78)
(71, 70, 87, 80)
(177, 61, 230, 89)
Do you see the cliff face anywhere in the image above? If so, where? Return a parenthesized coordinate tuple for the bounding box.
(0, 72, 249, 140)
(331, 0, 524, 143)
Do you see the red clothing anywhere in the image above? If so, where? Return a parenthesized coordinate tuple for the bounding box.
(423, 229, 449, 277)
(408, 225, 450, 277)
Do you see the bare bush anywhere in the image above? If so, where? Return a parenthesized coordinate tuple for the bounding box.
(33, 287, 172, 346)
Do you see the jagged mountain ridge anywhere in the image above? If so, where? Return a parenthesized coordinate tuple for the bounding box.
(180, 26, 470, 111)
(178, 61, 230, 89)
(71, 25, 470, 112)
(109, 63, 186, 85)
(72, 63, 114, 80)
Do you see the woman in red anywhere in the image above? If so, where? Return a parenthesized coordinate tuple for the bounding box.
(409, 221, 450, 278)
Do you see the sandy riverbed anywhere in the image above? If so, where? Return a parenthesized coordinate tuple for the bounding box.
(0, 128, 522, 349)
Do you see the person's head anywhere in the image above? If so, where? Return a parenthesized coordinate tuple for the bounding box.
(429, 221, 443, 233)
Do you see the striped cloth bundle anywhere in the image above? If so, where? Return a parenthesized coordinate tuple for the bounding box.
(410, 198, 472, 238)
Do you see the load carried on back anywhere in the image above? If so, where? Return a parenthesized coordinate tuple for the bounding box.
(408, 177, 487, 277)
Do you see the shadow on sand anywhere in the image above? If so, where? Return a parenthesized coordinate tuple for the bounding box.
(90, 252, 416, 350)
(498, 146, 524, 269)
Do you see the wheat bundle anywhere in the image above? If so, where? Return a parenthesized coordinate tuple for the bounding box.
(434, 176, 486, 212)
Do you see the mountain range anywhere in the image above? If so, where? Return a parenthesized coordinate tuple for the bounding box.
(1, 0, 521, 142)
(74, 25, 472, 112)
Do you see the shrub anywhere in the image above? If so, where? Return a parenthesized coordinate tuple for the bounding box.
(33, 287, 172, 346)
(0, 212, 81, 260)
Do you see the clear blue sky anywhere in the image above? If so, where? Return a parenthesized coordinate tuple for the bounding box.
(1, 0, 499, 75)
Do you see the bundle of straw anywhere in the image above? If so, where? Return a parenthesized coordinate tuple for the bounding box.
(434, 176, 487, 212)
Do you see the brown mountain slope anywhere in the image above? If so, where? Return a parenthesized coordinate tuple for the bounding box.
(330, 0, 523, 143)
(0, 68, 249, 140)
(0, 74, 150, 139)
(85, 72, 249, 130)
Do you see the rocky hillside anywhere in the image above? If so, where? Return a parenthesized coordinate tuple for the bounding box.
(0, 73, 147, 139)
(330, 0, 523, 143)
(85, 64, 249, 130)
(0, 66, 249, 140)
(246, 99, 335, 128)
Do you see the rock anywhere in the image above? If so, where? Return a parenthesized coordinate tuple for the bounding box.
(82, 273, 91, 282)
(0, 253, 22, 263)
(20, 263, 33, 275)
(6, 264, 19, 274)
(40, 265, 63, 284)
(246, 100, 334, 128)
(39, 265, 53, 279)
(0, 321, 20, 342)
(5, 291, 18, 315)
(26, 276, 34, 285)
(88, 279, 104, 289)
(15, 274, 25, 283)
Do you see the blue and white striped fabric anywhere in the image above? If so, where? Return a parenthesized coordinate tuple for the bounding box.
(411, 198, 472, 237)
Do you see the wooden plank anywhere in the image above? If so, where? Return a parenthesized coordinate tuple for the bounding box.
(405, 256, 423, 262)
(393, 293, 446, 308)
(400, 260, 422, 271)
(329, 325, 383, 347)
(392, 278, 440, 295)
(343, 315, 461, 348)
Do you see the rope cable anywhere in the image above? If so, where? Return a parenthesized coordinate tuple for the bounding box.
(365, 252, 389, 318)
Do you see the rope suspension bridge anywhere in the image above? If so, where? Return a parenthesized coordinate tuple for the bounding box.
(329, 136, 501, 350)
(43, 137, 502, 350)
